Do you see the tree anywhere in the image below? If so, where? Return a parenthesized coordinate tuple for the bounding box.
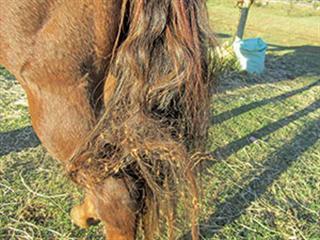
(235, 0, 255, 40)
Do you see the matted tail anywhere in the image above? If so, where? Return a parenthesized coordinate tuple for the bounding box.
(69, 1, 216, 239)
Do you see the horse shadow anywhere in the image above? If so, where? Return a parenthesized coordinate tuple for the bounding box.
(0, 126, 40, 157)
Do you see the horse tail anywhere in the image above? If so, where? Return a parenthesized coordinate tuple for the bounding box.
(70, 1, 216, 239)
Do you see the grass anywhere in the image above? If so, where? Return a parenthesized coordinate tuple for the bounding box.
(208, 0, 320, 46)
(1, 1, 320, 239)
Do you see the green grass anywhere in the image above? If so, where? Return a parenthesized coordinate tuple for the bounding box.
(1, 1, 320, 239)
(208, 0, 320, 46)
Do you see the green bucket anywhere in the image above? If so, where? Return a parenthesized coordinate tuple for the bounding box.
(233, 38, 268, 74)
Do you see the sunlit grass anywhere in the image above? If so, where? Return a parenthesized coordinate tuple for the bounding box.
(1, 1, 320, 239)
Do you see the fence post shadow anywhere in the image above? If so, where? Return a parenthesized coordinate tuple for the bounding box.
(180, 101, 320, 239)
(212, 100, 320, 161)
(212, 79, 320, 125)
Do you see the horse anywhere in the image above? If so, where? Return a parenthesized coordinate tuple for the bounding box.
(0, 0, 215, 239)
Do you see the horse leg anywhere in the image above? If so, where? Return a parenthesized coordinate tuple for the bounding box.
(90, 177, 138, 240)
(104, 224, 135, 240)
(70, 178, 138, 240)
(70, 193, 100, 229)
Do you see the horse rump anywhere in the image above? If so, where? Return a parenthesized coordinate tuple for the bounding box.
(68, 1, 216, 239)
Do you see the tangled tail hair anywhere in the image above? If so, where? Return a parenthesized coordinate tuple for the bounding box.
(69, 0, 216, 239)
(110, 0, 215, 147)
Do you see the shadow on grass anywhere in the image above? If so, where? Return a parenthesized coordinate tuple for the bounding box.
(213, 100, 320, 160)
(0, 126, 40, 157)
(181, 107, 320, 239)
(212, 79, 320, 124)
(264, 44, 320, 80)
(201, 118, 319, 238)
(216, 32, 232, 39)
(217, 42, 320, 92)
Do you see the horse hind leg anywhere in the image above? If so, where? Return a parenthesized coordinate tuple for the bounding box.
(91, 177, 138, 240)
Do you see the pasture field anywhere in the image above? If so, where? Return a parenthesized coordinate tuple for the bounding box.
(1, 1, 320, 239)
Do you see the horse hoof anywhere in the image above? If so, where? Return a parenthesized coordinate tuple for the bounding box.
(70, 204, 99, 229)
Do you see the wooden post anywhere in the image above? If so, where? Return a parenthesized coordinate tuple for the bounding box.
(235, 0, 254, 40)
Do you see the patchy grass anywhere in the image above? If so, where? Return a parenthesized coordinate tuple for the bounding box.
(200, 76, 320, 240)
(1, 1, 320, 239)
(0, 70, 102, 239)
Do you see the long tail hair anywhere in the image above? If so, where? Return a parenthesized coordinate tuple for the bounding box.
(69, 0, 216, 239)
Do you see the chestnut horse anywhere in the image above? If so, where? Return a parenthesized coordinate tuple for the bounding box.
(0, 0, 215, 239)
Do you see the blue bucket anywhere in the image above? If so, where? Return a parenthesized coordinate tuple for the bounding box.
(233, 38, 268, 74)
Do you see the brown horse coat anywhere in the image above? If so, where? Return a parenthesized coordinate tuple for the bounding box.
(0, 0, 122, 161)
(0, 0, 215, 239)
(0, 0, 136, 239)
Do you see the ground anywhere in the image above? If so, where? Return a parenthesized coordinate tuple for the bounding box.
(0, 1, 319, 239)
